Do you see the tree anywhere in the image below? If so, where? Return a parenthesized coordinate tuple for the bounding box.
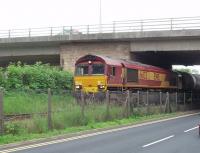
(173, 68, 199, 74)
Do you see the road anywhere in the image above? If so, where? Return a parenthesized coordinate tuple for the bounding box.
(1, 113, 200, 153)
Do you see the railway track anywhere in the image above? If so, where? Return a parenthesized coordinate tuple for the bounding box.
(4, 112, 47, 121)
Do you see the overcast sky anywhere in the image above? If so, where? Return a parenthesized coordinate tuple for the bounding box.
(1, 0, 200, 29)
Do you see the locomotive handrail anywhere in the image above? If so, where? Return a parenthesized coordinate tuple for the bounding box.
(1, 16, 200, 38)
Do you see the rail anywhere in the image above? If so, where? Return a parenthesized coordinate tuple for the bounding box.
(1, 16, 200, 38)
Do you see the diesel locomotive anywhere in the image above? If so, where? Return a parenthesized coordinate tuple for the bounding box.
(74, 54, 200, 93)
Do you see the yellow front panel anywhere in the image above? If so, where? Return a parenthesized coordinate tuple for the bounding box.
(74, 75, 107, 93)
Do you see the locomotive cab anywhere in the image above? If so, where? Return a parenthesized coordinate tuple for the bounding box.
(74, 55, 107, 93)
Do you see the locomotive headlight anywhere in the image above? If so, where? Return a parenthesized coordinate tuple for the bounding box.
(98, 85, 105, 89)
(75, 85, 82, 89)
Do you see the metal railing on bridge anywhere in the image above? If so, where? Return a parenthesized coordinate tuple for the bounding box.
(1, 16, 200, 38)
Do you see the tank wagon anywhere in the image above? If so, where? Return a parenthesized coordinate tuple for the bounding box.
(74, 54, 200, 93)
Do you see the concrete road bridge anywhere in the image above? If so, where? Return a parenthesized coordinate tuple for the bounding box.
(1, 16, 200, 70)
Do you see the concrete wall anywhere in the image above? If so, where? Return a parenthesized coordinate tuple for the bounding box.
(0, 45, 59, 57)
(130, 39, 200, 52)
(60, 42, 131, 71)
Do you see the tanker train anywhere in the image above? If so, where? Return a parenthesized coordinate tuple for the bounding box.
(74, 54, 200, 93)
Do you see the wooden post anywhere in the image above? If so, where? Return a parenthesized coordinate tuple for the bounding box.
(106, 90, 110, 119)
(0, 88, 4, 135)
(146, 90, 149, 114)
(175, 92, 178, 111)
(123, 91, 128, 118)
(129, 92, 134, 114)
(183, 92, 186, 110)
(81, 90, 85, 118)
(165, 92, 169, 113)
(47, 88, 52, 130)
(127, 90, 130, 117)
(191, 92, 193, 109)
(137, 90, 140, 107)
(168, 92, 171, 113)
(159, 91, 162, 113)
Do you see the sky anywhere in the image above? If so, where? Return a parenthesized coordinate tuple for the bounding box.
(1, 0, 200, 72)
(1, 0, 200, 29)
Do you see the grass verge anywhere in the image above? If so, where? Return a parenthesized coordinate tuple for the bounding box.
(0, 111, 193, 145)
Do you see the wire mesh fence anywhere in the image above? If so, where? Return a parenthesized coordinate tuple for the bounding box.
(0, 88, 200, 135)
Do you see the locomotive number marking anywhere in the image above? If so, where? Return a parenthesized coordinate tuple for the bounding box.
(154, 73, 160, 81)
(140, 71, 162, 81)
(140, 71, 147, 80)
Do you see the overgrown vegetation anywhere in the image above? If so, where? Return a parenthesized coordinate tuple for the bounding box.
(3, 89, 180, 136)
(0, 88, 192, 145)
(3, 90, 124, 133)
(0, 112, 184, 145)
(0, 62, 73, 90)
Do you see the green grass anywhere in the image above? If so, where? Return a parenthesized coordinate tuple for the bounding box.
(0, 90, 193, 145)
(0, 112, 186, 145)
(4, 90, 74, 114)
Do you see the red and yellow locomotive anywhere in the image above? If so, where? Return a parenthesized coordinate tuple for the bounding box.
(74, 54, 185, 93)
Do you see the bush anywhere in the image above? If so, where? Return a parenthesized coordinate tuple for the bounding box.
(0, 62, 73, 90)
(5, 122, 21, 135)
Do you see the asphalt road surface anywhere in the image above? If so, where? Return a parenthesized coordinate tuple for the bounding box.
(1, 113, 200, 153)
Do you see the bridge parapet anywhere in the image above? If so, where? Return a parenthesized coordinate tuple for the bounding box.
(0, 16, 200, 41)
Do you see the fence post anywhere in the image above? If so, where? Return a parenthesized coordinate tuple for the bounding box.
(168, 92, 171, 112)
(123, 91, 128, 118)
(81, 90, 85, 119)
(165, 92, 170, 113)
(47, 88, 52, 130)
(159, 91, 162, 113)
(183, 92, 186, 110)
(106, 90, 110, 119)
(175, 92, 178, 111)
(137, 90, 140, 107)
(0, 87, 4, 135)
(146, 90, 149, 114)
(127, 90, 130, 117)
(191, 91, 193, 109)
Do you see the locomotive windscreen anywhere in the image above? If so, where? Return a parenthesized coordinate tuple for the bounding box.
(75, 64, 89, 75)
(92, 64, 104, 74)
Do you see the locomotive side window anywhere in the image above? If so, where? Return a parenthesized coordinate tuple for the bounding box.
(92, 64, 104, 74)
(127, 68, 138, 82)
(111, 67, 116, 76)
(75, 65, 88, 75)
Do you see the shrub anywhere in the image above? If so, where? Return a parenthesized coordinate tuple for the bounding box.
(5, 122, 21, 135)
(0, 62, 73, 90)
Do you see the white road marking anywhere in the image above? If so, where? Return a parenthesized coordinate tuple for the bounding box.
(184, 126, 199, 133)
(142, 135, 175, 148)
(0, 112, 199, 153)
